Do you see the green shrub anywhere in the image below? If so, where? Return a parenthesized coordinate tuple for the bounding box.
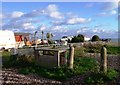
(3, 54, 35, 68)
(106, 68, 119, 80)
(84, 68, 118, 84)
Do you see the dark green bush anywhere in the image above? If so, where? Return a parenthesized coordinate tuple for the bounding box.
(91, 35, 100, 42)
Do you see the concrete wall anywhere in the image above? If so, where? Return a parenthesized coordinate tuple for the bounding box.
(34, 49, 67, 68)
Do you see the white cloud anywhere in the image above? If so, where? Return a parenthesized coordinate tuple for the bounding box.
(77, 27, 88, 33)
(99, 12, 107, 16)
(52, 26, 61, 31)
(98, 10, 117, 16)
(22, 23, 35, 30)
(47, 4, 58, 12)
(39, 25, 47, 31)
(101, 2, 118, 11)
(23, 4, 64, 20)
(46, 4, 64, 19)
(0, 14, 4, 19)
(110, 10, 117, 15)
(67, 17, 91, 24)
(11, 11, 24, 18)
(49, 11, 64, 19)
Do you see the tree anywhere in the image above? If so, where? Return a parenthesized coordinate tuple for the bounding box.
(77, 34, 84, 42)
(71, 34, 84, 43)
(91, 35, 100, 42)
(46, 32, 53, 40)
(46, 32, 54, 44)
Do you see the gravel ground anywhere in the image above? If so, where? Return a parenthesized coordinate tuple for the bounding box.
(1, 69, 62, 85)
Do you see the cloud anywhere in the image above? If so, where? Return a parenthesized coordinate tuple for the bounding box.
(77, 27, 88, 33)
(46, 4, 64, 19)
(0, 13, 4, 19)
(49, 11, 64, 19)
(46, 4, 58, 12)
(23, 9, 45, 18)
(22, 23, 35, 30)
(11, 11, 24, 18)
(52, 26, 69, 33)
(98, 10, 117, 16)
(101, 2, 118, 11)
(2, 11, 24, 19)
(52, 26, 61, 31)
(52, 17, 91, 25)
(67, 17, 91, 24)
(22, 4, 64, 20)
(39, 25, 47, 31)
(110, 10, 117, 15)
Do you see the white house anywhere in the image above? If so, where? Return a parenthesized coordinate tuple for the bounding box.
(0, 30, 16, 49)
(84, 37, 90, 41)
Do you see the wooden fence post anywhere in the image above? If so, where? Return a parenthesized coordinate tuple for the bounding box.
(100, 46, 107, 73)
(69, 44, 75, 69)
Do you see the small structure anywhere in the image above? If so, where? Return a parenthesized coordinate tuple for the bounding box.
(34, 47, 68, 67)
(14, 33, 31, 48)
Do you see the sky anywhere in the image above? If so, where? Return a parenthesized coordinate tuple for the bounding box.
(1, 2, 119, 40)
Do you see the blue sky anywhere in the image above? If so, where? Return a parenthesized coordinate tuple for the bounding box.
(1, 2, 119, 39)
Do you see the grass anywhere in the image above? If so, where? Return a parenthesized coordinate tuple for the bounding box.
(106, 46, 120, 55)
(82, 44, 120, 55)
(18, 57, 99, 81)
(2, 51, 11, 63)
(84, 68, 119, 84)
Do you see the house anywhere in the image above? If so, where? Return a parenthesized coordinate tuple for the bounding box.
(0, 30, 16, 49)
(14, 32, 31, 48)
(84, 37, 90, 41)
(61, 36, 73, 42)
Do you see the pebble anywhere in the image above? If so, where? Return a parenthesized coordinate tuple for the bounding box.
(1, 69, 62, 84)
